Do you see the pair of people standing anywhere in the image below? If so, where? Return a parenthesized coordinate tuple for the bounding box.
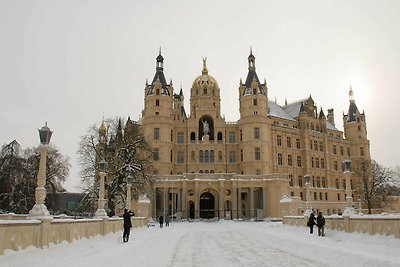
(307, 212, 325, 236)
(123, 209, 135, 242)
(158, 215, 170, 228)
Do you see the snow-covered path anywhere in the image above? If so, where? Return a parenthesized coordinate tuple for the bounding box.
(1, 220, 400, 267)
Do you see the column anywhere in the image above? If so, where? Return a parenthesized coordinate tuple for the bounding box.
(238, 187, 242, 219)
(263, 186, 268, 218)
(232, 182, 238, 220)
(163, 186, 167, 219)
(219, 179, 225, 219)
(182, 181, 187, 219)
(152, 188, 157, 219)
(250, 186, 255, 219)
(195, 180, 199, 219)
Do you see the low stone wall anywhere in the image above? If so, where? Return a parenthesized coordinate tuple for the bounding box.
(282, 214, 400, 238)
(0, 216, 148, 255)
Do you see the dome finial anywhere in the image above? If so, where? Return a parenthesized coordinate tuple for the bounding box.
(202, 57, 208, 75)
(349, 84, 355, 102)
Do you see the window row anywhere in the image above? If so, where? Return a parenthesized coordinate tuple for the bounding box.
(277, 154, 302, 167)
(276, 135, 301, 149)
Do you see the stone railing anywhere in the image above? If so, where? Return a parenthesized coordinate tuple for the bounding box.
(0, 216, 148, 255)
(282, 214, 400, 238)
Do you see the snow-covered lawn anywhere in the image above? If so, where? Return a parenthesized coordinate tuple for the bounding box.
(1, 220, 400, 267)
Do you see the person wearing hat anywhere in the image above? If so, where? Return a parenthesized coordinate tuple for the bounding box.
(123, 208, 135, 242)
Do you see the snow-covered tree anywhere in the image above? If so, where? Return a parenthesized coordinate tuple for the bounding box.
(0, 140, 70, 213)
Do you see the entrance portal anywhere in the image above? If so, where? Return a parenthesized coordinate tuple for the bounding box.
(200, 192, 215, 219)
(189, 201, 195, 219)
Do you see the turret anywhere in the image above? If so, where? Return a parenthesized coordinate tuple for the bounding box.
(327, 108, 335, 126)
(239, 49, 268, 118)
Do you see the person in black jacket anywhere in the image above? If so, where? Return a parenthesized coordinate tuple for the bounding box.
(123, 209, 135, 242)
(307, 212, 316, 234)
(159, 215, 164, 228)
(316, 211, 326, 237)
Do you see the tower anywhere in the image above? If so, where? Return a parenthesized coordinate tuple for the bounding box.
(343, 86, 369, 161)
(238, 49, 271, 174)
(142, 50, 175, 175)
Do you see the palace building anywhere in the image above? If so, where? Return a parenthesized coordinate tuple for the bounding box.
(101, 50, 370, 220)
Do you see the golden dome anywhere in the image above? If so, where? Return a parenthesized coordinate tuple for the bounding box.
(99, 119, 106, 135)
(192, 57, 219, 88)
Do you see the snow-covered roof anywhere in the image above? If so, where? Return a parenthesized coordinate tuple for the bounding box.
(268, 101, 297, 121)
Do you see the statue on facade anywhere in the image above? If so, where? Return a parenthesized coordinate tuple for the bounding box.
(202, 119, 210, 136)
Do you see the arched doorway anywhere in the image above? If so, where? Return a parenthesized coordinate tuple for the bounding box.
(189, 201, 195, 219)
(200, 192, 215, 219)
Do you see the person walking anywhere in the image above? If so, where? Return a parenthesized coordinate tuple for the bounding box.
(159, 215, 164, 228)
(165, 215, 170, 227)
(123, 209, 135, 242)
(316, 211, 326, 237)
(307, 212, 316, 234)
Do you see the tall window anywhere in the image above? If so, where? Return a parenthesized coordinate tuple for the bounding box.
(360, 147, 365, 156)
(277, 153, 283, 165)
(177, 132, 184, 144)
(335, 178, 339, 189)
(340, 146, 344, 156)
(319, 142, 324, 151)
(153, 148, 159, 161)
(277, 135, 282, 146)
(177, 151, 184, 163)
(333, 145, 337, 155)
(347, 147, 351, 157)
(288, 154, 292, 166)
(322, 177, 326, 188)
(191, 151, 195, 161)
(321, 158, 325, 169)
(254, 127, 260, 139)
(204, 150, 209, 163)
(296, 138, 301, 149)
(334, 161, 338, 171)
(229, 151, 236, 163)
(316, 176, 321, 187)
(229, 132, 236, 143)
(314, 141, 318, 151)
(199, 150, 204, 163)
(297, 156, 302, 167)
(287, 137, 292, 147)
(255, 147, 261, 160)
(210, 150, 215, 163)
(289, 174, 293, 187)
(315, 158, 320, 168)
(298, 175, 303, 187)
(240, 150, 243, 161)
(309, 140, 313, 150)
(154, 128, 160, 140)
(218, 151, 223, 161)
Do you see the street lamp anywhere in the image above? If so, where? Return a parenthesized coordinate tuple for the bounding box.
(303, 174, 312, 216)
(342, 160, 355, 216)
(29, 123, 53, 218)
(126, 174, 133, 211)
(95, 159, 108, 218)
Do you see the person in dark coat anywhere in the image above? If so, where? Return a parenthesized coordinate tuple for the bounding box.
(159, 215, 164, 228)
(316, 211, 326, 237)
(165, 215, 170, 227)
(123, 208, 135, 242)
(307, 212, 316, 234)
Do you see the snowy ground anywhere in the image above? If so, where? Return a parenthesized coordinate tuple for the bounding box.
(1, 220, 400, 267)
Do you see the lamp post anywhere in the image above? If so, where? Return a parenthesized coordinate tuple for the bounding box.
(342, 160, 355, 216)
(303, 174, 312, 216)
(29, 123, 53, 218)
(95, 159, 108, 218)
(126, 174, 132, 211)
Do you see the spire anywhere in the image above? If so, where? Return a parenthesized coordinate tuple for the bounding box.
(248, 47, 255, 70)
(319, 107, 326, 119)
(285, 98, 288, 106)
(179, 85, 183, 96)
(149, 49, 169, 96)
(202, 57, 208, 75)
(99, 117, 106, 135)
(349, 84, 355, 102)
(156, 47, 164, 71)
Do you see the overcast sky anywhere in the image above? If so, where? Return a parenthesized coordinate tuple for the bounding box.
(1, 0, 399, 192)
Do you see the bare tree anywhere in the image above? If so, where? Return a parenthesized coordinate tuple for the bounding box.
(354, 159, 394, 214)
(0, 140, 70, 213)
(77, 117, 153, 216)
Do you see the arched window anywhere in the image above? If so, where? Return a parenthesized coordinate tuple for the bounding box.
(199, 150, 204, 163)
(217, 132, 223, 142)
(210, 150, 214, 163)
(205, 150, 209, 163)
(218, 151, 223, 161)
(190, 132, 196, 143)
(191, 151, 195, 161)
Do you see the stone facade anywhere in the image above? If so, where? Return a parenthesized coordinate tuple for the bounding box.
(113, 50, 371, 220)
